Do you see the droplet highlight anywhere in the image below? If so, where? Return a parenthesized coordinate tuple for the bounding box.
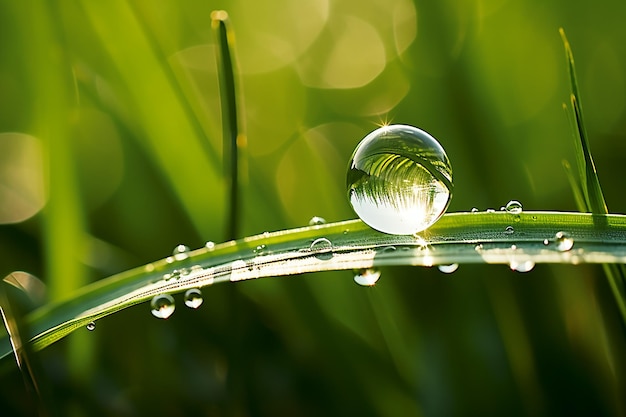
(353, 268, 381, 286)
(555, 231, 574, 252)
(205, 241, 216, 251)
(86, 321, 96, 331)
(438, 263, 459, 274)
(184, 288, 204, 309)
(172, 244, 190, 261)
(347, 124, 452, 235)
(471, 207, 479, 213)
(504, 226, 515, 234)
(510, 260, 535, 273)
(308, 216, 327, 226)
(505, 200, 522, 214)
(150, 294, 176, 319)
(310, 237, 333, 260)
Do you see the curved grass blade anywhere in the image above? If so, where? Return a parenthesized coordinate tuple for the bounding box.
(560, 28, 626, 324)
(2, 211, 626, 361)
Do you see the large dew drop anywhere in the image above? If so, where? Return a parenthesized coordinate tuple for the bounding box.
(353, 268, 381, 286)
(150, 294, 176, 319)
(347, 124, 452, 235)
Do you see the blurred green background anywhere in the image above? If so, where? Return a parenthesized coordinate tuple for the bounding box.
(1, 0, 625, 416)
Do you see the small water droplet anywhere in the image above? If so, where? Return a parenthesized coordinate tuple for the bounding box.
(347, 124, 452, 235)
(555, 231, 574, 252)
(543, 239, 549, 245)
(474, 244, 483, 251)
(343, 229, 349, 235)
(379, 245, 397, 253)
(504, 226, 515, 234)
(505, 200, 523, 214)
(86, 321, 96, 331)
(205, 241, 216, 251)
(172, 244, 190, 261)
(166, 256, 175, 264)
(510, 260, 535, 273)
(471, 207, 479, 213)
(150, 294, 175, 319)
(263, 231, 270, 238)
(353, 268, 381, 286)
(310, 238, 333, 260)
(254, 244, 266, 255)
(184, 288, 203, 309)
(144, 263, 155, 272)
(308, 216, 327, 226)
(438, 263, 459, 274)
(499, 206, 506, 211)
(486, 208, 496, 213)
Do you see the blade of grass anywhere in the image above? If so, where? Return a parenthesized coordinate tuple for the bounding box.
(212, 10, 245, 241)
(2, 210, 626, 361)
(560, 28, 626, 325)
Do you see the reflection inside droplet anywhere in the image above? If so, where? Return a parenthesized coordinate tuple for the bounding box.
(347, 124, 452, 235)
(353, 268, 381, 286)
(150, 294, 176, 319)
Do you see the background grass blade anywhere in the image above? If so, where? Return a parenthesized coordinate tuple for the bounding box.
(560, 28, 626, 325)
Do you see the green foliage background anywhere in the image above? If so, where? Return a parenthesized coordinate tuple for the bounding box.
(1, 0, 625, 415)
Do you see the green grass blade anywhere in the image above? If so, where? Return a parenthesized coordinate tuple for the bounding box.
(2, 210, 626, 360)
(560, 28, 626, 324)
(212, 10, 245, 240)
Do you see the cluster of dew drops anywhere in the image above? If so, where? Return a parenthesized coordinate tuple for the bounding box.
(88, 125, 577, 329)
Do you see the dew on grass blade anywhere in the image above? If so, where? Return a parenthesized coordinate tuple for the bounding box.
(510, 260, 535, 273)
(438, 263, 459, 274)
(354, 268, 381, 286)
(150, 294, 175, 319)
(308, 216, 327, 226)
(555, 231, 574, 252)
(471, 207, 479, 213)
(184, 289, 204, 309)
(86, 322, 96, 331)
(505, 200, 523, 214)
(347, 124, 452, 235)
(172, 244, 190, 261)
(504, 226, 515, 234)
(310, 237, 333, 260)
(205, 241, 216, 251)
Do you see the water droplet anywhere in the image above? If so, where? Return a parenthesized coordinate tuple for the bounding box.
(347, 124, 452, 235)
(499, 206, 506, 211)
(144, 263, 155, 272)
(308, 216, 327, 226)
(504, 226, 515, 234)
(353, 268, 381, 286)
(471, 207, 479, 213)
(543, 239, 549, 245)
(172, 244, 190, 261)
(486, 208, 496, 213)
(474, 244, 483, 251)
(150, 294, 175, 319)
(509, 260, 535, 273)
(184, 288, 203, 309)
(310, 237, 333, 260)
(505, 200, 523, 214)
(86, 321, 96, 331)
(438, 263, 459, 274)
(379, 245, 397, 253)
(254, 244, 266, 255)
(205, 241, 216, 251)
(555, 231, 574, 252)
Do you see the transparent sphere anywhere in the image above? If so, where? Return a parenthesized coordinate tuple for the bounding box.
(347, 124, 453, 235)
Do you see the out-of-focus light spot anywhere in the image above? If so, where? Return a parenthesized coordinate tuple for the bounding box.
(392, 0, 417, 56)
(3, 271, 46, 305)
(0, 133, 45, 224)
(229, 0, 329, 74)
(298, 16, 386, 89)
